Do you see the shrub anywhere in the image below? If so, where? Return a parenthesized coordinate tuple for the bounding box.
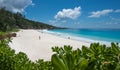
(0, 39, 120, 70)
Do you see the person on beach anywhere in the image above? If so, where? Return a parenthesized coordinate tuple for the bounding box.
(39, 36, 41, 40)
(68, 37, 70, 39)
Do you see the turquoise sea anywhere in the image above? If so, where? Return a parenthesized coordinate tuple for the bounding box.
(47, 29, 120, 43)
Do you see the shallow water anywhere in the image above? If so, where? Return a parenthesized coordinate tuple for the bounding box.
(48, 29, 120, 43)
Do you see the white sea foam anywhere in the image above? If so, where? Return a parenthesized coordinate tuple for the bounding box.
(39, 29, 114, 46)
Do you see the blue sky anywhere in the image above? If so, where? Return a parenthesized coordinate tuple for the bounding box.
(24, 0, 120, 29)
(1, 0, 119, 28)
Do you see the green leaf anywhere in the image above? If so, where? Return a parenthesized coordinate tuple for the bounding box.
(51, 54, 68, 70)
(115, 64, 120, 70)
(76, 58, 88, 70)
(111, 42, 120, 55)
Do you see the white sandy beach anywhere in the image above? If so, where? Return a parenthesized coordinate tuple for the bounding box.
(9, 29, 91, 61)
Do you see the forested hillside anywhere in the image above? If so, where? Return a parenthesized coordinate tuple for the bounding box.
(0, 8, 58, 32)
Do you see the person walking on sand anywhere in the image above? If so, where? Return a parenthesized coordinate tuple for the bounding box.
(39, 36, 41, 40)
(68, 37, 70, 39)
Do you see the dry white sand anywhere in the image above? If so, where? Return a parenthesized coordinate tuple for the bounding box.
(9, 29, 91, 61)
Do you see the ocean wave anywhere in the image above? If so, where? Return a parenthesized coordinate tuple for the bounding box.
(38, 29, 114, 46)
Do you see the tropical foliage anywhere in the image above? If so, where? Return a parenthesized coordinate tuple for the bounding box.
(0, 38, 120, 70)
(51, 43, 120, 70)
(0, 39, 52, 70)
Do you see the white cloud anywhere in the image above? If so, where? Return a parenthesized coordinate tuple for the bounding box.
(0, 0, 33, 13)
(89, 9, 113, 18)
(49, 20, 67, 24)
(49, 20, 57, 24)
(115, 9, 120, 13)
(61, 20, 66, 23)
(74, 22, 80, 24)
(54, 7, 81, 20)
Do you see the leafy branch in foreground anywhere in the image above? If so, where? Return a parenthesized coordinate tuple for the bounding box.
(0, 38, 120, 70)
(0, 39, 51, 70)
(51, 43, 120, 70)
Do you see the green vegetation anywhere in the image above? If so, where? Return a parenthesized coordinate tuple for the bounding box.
(0, 38, 120, 70)
(52, 44, 120, 70)
(0, 39, 52, 70)
(0, 8, 59, 32)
